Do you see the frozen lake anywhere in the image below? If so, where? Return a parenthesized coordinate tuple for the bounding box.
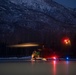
(0, 60, 76, 75)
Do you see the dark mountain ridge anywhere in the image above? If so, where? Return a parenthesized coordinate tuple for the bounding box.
(0, 0, 76, 45)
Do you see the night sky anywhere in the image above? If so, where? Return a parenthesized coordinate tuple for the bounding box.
(54, 0, 76, 8)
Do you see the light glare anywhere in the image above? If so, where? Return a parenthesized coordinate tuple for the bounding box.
(8, 43, 39, 47)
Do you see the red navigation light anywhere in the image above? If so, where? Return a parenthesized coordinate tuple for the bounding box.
(52, 56, 56, 60)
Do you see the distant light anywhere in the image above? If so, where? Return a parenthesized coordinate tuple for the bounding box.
(62, 37, 71, 45)
(64, 39, 68, 44)
(64, 39, 67, 42)
(66, 57, 69, 60)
